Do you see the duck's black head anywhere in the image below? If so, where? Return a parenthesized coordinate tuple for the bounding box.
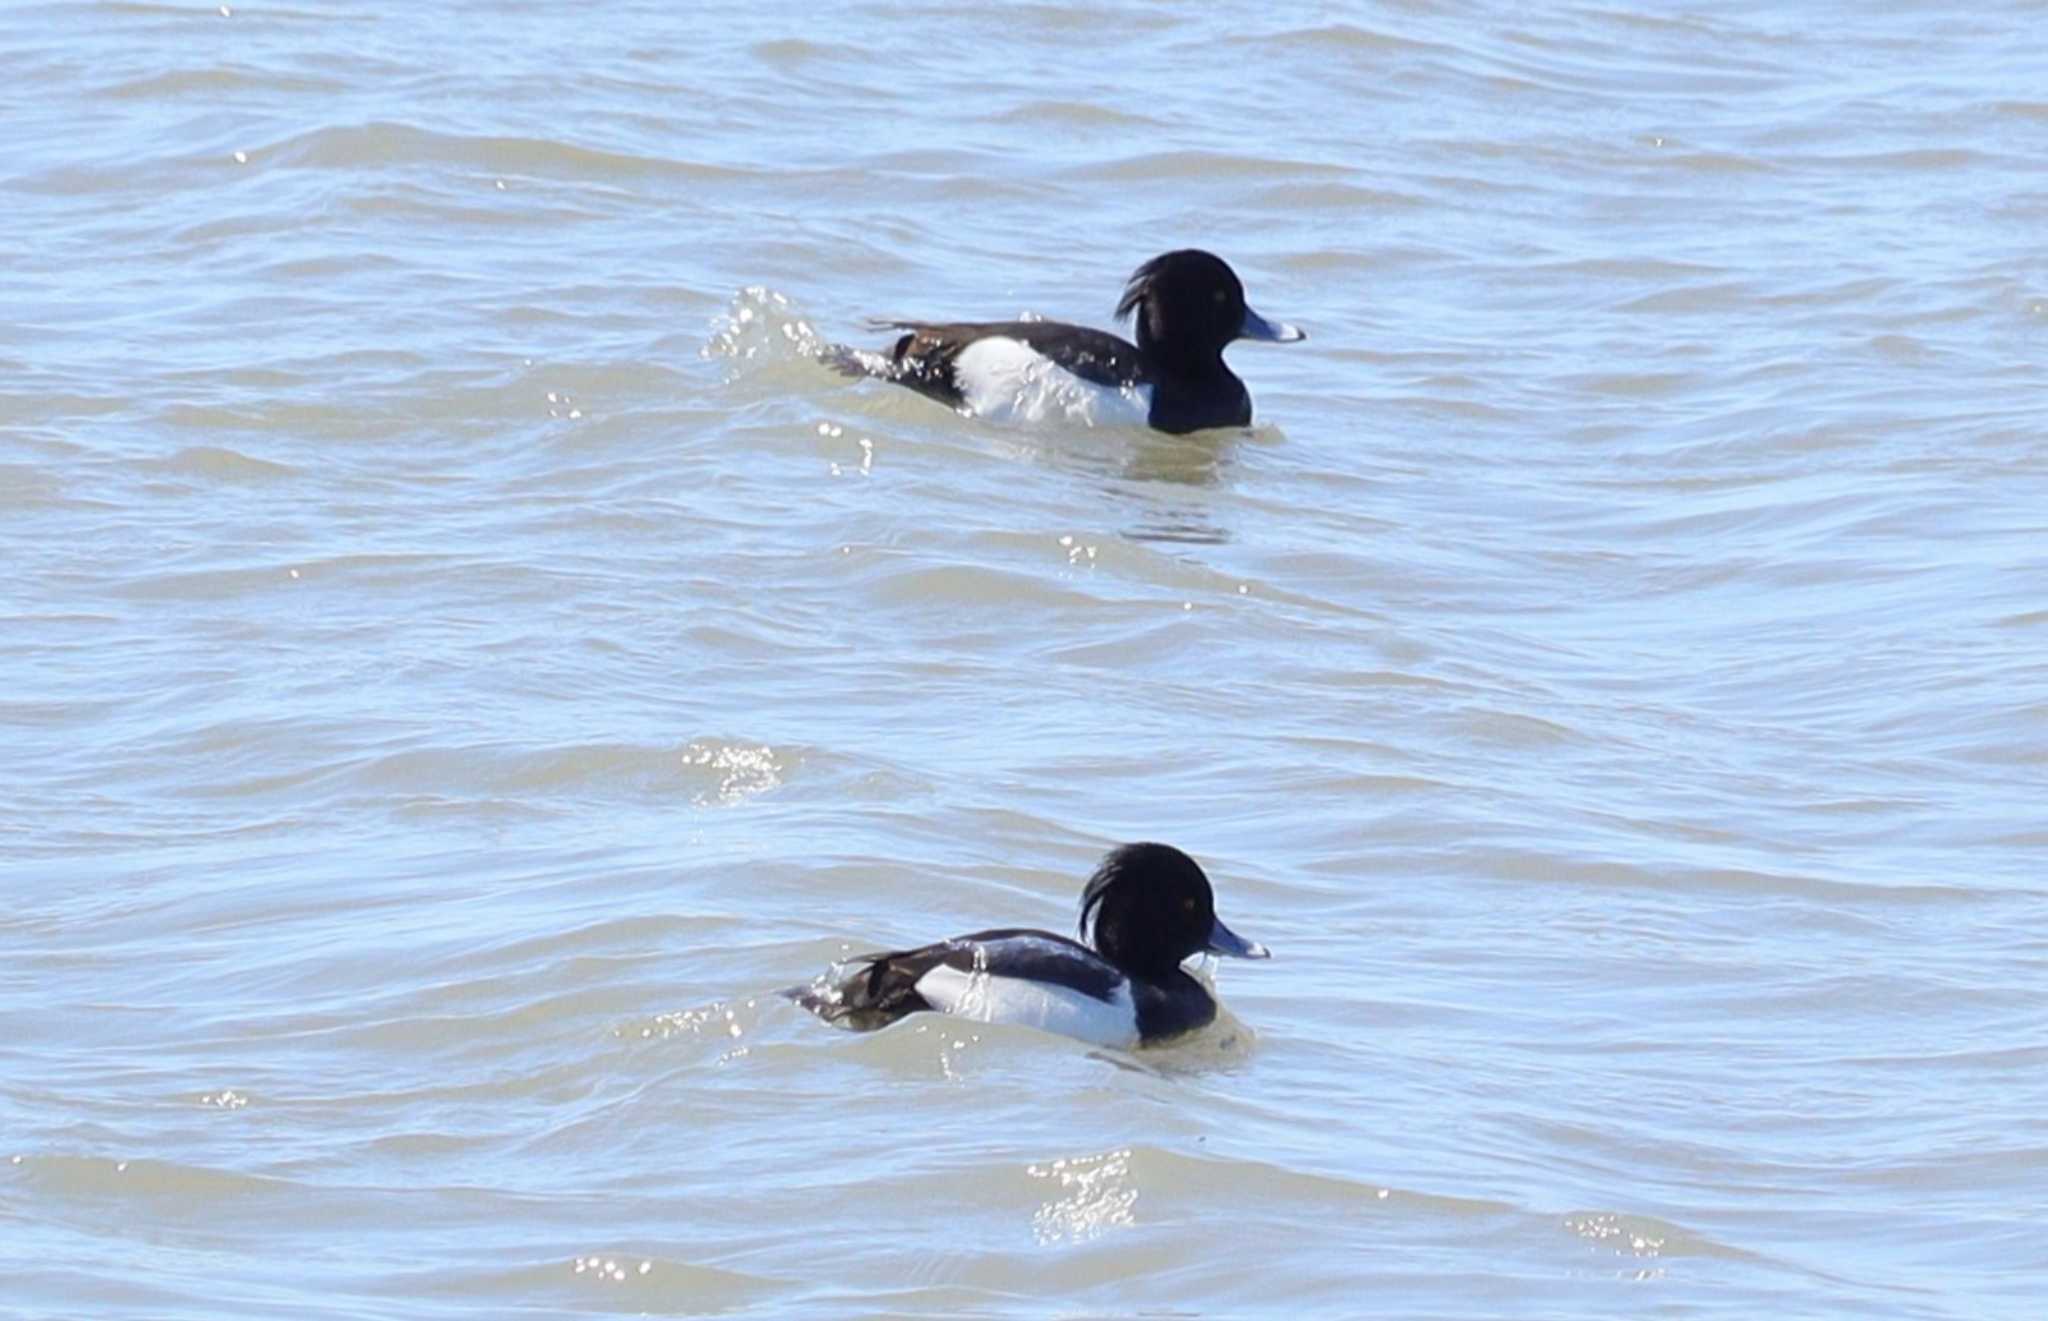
(1077, 841, 1270, 979)
(1115, 250, 1305, 367)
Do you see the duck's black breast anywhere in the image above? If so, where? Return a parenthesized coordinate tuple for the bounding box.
(1127, 969, 1221, 1041)
(1143, 372, 1252, 435)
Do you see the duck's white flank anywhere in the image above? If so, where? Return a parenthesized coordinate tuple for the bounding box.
(951, 337, 1152, 428)
(913, 957, 1140, 1048)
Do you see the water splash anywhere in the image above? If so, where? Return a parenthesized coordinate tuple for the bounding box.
(1026, 1147, 1138, 1244)
(701, 286, 831, 380)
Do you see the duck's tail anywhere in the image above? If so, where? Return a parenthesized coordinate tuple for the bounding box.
(818, 318, 936, 381)
(816, 342, 895, 380)
(782, 951, 934, 1032)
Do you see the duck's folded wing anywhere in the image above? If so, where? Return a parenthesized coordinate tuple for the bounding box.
(915, 932, 1137, 1046)
(822, 321, 1147, 405)
(997, 323, 1148, 391)
(791, 929, 1134, 1044)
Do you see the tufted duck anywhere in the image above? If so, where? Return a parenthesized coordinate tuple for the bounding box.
(822, 250, 1303, 434)
(790, 842, 1270, 1048)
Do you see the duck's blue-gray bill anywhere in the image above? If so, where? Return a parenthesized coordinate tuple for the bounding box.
(1240, 306, 1306, 343)
(1207, 916, 1271, 959)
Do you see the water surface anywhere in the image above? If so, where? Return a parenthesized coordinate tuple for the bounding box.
(4, 2, 2046, 1317)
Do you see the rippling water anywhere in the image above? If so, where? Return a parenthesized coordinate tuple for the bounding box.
(5, 2, 2046, 1316)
